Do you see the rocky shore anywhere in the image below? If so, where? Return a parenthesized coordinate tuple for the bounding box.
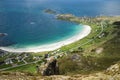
(0, 33, 7, 37)
(44, 9, 57, 14)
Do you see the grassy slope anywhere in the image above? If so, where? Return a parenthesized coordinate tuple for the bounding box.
(6, 64, 37, 74)
(58, 16, 120, 75)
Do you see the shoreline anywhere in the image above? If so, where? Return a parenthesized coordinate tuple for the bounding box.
(0, 25, 91, 53)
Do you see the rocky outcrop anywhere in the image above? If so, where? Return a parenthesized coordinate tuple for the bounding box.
(0, 33, 7, 37)
(105, 62, 120, 75)
(56, 14, 75, 21)
(0, 62, 120, 80)
(44, 9, 56, 14)
(0, 39, 16, 46)
(0, 72, 35, 80)
(113, 21, 120, 26)
(39, 57, 59, 76)
(0, 33, 16, 46)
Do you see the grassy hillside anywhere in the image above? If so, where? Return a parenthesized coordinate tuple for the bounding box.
(58, 18, 120, 75)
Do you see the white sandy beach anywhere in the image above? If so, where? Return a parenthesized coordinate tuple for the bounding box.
(0, 25, 91, 53)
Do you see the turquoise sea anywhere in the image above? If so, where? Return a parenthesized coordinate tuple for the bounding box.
(0, 0, 120, 51)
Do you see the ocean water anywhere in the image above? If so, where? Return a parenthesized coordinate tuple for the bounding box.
(0, 0, 120, 50)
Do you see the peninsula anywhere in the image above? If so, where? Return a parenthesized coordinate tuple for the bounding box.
(44, 9, 57, 14)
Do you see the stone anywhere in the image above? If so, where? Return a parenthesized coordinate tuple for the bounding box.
(39, 57, 59, 76)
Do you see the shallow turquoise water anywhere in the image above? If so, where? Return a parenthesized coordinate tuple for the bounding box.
(0, 10, 83, 48)
(0, 0, 120, 49)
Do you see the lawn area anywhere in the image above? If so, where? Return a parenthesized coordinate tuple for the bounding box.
(6, 64, 37, 74)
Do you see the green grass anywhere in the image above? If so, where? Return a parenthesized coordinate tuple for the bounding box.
(6, 64, 37, 74)
(60, 24, 101, 51)
(0, 64, 12, 69)
(57, 16, 120, 75)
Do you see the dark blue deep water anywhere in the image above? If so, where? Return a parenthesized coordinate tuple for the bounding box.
(0, 0, 120, 49)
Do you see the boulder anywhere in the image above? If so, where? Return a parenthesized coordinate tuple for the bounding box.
(0, 33, 7, 37)
(39, 58, 59, 76)
(105, 63, 120, 75)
